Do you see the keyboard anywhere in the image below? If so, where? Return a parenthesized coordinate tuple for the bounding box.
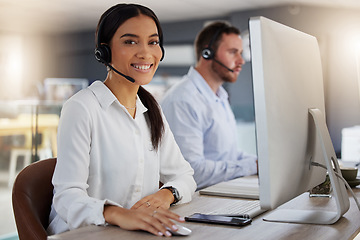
(199, 175, 259, 199)
(204, 199, 265, 218)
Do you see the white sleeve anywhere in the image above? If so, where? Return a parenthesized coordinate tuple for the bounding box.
(158, 114, 197, 204)
(52, 99, 120, 230)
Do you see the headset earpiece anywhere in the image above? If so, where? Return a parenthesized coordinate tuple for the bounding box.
(94, 7, 115, 65)
(94, 44, 112, 64)
(201, 26, 225, 61)
(202, 48, 214, 60)
(160, 44, 165, 61)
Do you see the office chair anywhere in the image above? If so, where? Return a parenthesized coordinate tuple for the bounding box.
(12, 158, 56, 240)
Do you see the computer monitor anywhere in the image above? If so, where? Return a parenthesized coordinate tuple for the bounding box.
(249, 16, 350, 224)
(43, 78, 88, 102)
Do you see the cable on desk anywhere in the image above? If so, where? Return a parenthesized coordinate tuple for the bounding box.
(311, 161, 360, 211)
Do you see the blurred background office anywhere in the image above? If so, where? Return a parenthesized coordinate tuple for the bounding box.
(0, 0, 360, 239)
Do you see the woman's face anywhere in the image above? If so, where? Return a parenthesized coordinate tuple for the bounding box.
(109, 14, 162, 85)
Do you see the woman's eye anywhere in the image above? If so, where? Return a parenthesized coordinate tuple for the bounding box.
(150, 40, 160, 45)
(124, 40, 136, 45)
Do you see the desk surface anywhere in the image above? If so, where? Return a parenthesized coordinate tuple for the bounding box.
(48, 189, 360, 240)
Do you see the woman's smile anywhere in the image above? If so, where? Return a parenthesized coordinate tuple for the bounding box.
(131, 63, 153, 71)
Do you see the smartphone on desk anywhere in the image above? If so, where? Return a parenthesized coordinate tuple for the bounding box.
(185, 213, 252, 226)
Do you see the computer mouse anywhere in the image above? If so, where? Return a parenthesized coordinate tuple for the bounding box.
(166, 224, 192, 236)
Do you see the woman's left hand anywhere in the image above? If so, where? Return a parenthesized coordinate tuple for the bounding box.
(131, 189, 174, 211)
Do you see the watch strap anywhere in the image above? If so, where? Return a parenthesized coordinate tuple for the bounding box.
(162, 186, 181, 205)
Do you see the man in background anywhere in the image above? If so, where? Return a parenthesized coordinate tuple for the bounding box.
(161, 21, 257, 190)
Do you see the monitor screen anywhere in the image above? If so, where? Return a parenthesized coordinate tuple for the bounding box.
(249, 16, 349, 224)
(44, 78, 88, 102)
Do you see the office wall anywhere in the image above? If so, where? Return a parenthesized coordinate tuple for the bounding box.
(0, 33, 54, 99)
(49, 31, 106, 82)
(11, 4, 360, 154)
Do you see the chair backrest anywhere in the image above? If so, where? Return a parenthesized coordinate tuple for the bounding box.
(12, 158, 56, 240)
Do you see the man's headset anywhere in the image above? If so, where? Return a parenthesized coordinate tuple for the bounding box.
(94, 7, 165, 82)
(201, 27, 224, 60)
(201, 26, 234, 72)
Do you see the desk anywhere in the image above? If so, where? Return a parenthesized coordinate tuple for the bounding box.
(0, 113, 59, 186)
(0, 100, 62, 157)
(0, 114, 59, 154)
(0, 99, 61, 186)
(48, 189, 360, 240)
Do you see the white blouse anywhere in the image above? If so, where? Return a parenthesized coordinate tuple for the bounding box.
(47, 81, 196, 235)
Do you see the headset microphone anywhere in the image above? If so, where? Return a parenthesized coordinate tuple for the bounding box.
(213, 58, 234, 72)
(94, 48, 136, 83)
(106, 63, 136, 83)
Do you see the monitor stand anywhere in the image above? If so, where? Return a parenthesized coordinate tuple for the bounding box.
(263, 108, 350, 224)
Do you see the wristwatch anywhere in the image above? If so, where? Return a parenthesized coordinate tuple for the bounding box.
(163, 186, 182, 205)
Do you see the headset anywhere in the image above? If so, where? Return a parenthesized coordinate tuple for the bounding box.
(201, 26, 234, 72)
(94, 7, 165, 83)
(94, 7, 116, 66)
(201, 27, 224, 60)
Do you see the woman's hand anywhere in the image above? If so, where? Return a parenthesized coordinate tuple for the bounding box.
(103, 205, 184, 237)
(131, 189, 174, 211)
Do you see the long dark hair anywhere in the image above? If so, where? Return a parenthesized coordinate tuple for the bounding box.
(95, 4, 164, 150)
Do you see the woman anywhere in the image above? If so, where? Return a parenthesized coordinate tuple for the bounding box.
(47, 4, 196, 237)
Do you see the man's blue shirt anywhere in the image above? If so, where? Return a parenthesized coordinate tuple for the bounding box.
(161, 67, 257, 190)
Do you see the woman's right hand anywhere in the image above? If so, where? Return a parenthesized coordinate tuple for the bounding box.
(103, 205, 185, 237)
